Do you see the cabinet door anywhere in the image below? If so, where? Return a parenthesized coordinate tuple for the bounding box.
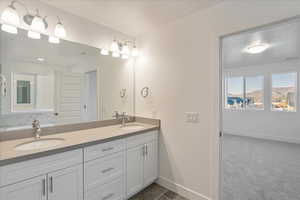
(126, 145, 144, 198)
(48, 164, 83, 200)
(0, 175, 47, 200)
(143, 140, 158, 186)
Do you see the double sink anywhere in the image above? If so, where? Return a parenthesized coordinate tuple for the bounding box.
(14, 123, 145, 151)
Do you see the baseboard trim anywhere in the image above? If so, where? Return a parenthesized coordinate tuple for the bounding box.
(156, 176, 211, 200)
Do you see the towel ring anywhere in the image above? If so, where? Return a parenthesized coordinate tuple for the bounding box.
(120, 88, 126, 98)
(141, 87, 149, 98)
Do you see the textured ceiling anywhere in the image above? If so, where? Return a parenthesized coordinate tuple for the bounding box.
(222, 19, 300, 69)
(39, 0, 222, 36)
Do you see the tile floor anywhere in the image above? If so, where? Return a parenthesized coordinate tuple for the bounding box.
(129, 183, 188, 200)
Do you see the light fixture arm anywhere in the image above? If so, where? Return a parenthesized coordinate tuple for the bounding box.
(10, 0, 30, 14)
(56, 16, 63, 24)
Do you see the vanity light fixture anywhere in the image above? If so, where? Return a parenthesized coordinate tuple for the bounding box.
(110, 39, 119, 52)
(244, 42, 270, 54)
(48, 36, 60, 44)
(100, 48, 109, 55)
(131, 44, 139, 57)
(112, 51, 120, 58)
(30, 10, 46, 33)
(109, 38, 139, 59)
(1, 1, 20, 34)
(121, 54, 129, 59)
(37, 57, 45, 62)
(54, 17, 66, 38)
(28, 30, 40, 39)
(121, 42, 130, 55)
(0, 1, 66, 44)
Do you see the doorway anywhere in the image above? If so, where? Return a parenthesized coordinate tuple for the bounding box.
(220, 17, 300, 200)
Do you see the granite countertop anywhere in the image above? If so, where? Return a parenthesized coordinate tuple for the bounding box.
(0, 122, 159, 166)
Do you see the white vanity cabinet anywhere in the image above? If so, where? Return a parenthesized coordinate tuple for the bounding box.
(47, 164, 83, 200)
(0, 129, 158, 200)
(126, 131, 158, 198)
(84, 139, 126, 200)
(0, 175, 47, 200)
(0, 149, 83, 200)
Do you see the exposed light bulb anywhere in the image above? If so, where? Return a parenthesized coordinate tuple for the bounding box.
(1, 24, 17, 34)
(48, 36, 60, 44)
(112, 51, 120, 58)
(37, 57, 45, 62)
(110, 39, 119, 52)
(30, 15, 46, 33)
(54, 22, 66, 38)
(1, 4, 20, 34)
(122, 54, 129, 60)
(121, 43, 130, 55)
(100, 48, 109, 55)
(131, 46, 139, 57)
(28, 31, 41, 39)
(244, 42, 270, 54)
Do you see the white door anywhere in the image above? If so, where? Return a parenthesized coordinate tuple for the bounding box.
(0, 175, 47, 200)
(126, 145, 144, 198)
(55, 72, 83, 124)
(82, 71, 98, 122)
(48, 164, 83, 200)
(143, 140, 158, 186)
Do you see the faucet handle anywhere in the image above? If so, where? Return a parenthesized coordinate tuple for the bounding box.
(32, 119, 40, 128)
(113, 111, 120, 119)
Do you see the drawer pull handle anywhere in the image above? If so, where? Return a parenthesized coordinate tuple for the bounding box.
(50, 176, 54, 193)
(102, 193, 114, 200)
(102, 167, 114, 173)
(42, 179, 46, 196)
(102, 147, 114, 152)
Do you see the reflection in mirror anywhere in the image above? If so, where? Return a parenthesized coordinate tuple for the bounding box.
(0, 27, 134, 131)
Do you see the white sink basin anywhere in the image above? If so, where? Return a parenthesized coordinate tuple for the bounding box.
(120, 123, 145, 130)
(15, 138, 65, 151)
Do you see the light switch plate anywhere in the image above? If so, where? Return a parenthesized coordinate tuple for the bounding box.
(185, 112, 199, 123)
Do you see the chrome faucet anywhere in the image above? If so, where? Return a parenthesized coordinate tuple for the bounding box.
(120, 112, 130, 126)
(32, 120, 41, 139)
(113, 111, 130, 126)
(112, 111, 120, 119)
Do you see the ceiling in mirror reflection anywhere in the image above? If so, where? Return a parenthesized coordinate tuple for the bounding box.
(222, 19, 300, 69)
(1, 28, 125, 72)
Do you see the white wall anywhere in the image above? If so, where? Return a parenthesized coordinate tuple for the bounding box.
(99, 57, 135, 120)
(135, 1, 300, 200)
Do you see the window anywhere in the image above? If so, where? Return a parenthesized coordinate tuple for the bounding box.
(225, 75, 264, 110)
(16, 80, 31, 104)
(11, 72, 55, 112)
(245, 76, 264, 110)
(272, 72, 297, 112)
(225, 76, 244, 109)
(12, 73, 35, 112)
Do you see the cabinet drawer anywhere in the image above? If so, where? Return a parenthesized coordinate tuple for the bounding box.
(84, 139, 125, 161)
(126, 130, 158, 149)
(0, 149, 83, 187)
(85, 176, 123, 200)
(84, 152, 124, 190)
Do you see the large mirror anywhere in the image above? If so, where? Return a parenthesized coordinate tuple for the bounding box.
(0, 28, 134, 131)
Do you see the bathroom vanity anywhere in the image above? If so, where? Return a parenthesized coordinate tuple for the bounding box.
(0, 122, 159, 200)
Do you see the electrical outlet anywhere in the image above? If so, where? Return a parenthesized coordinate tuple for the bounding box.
(185, 112, 199, 123)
